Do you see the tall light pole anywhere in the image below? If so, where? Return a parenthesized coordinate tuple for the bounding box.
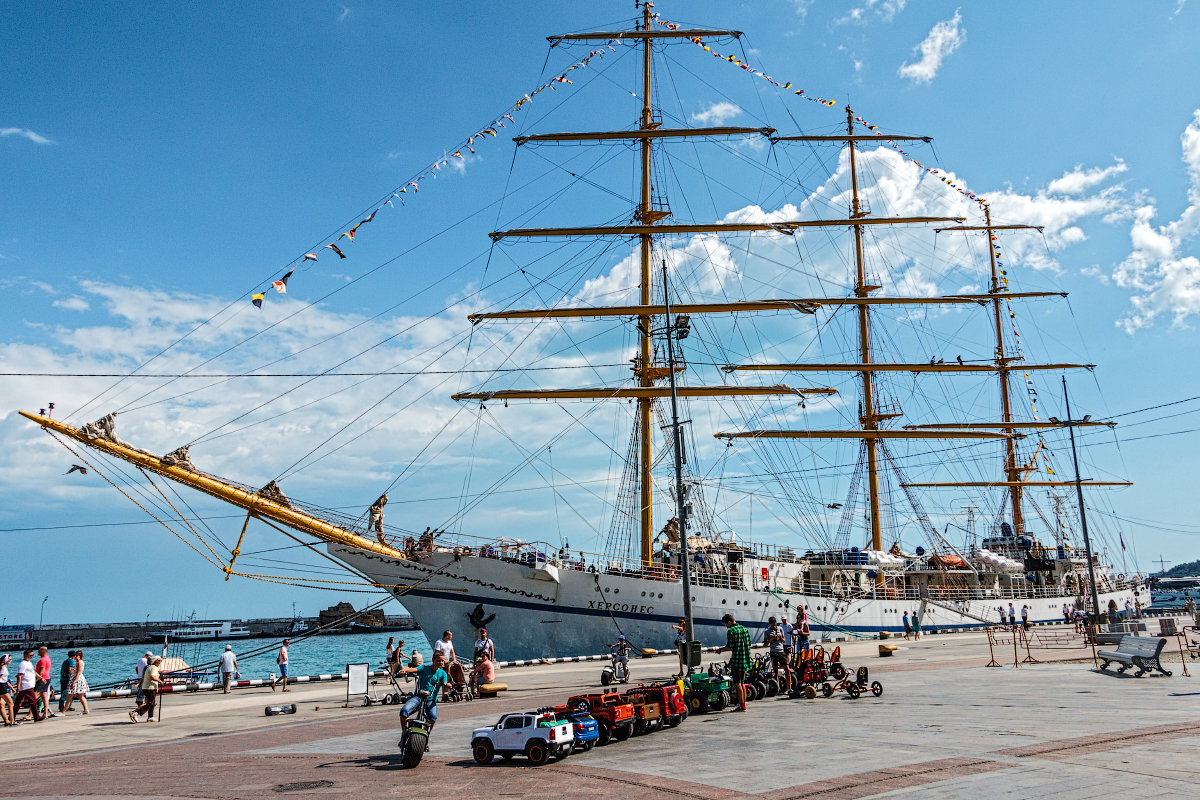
(662, 264, 697, 667)
(39, 595, 49, 629)
(1049, 377, 1101, 645)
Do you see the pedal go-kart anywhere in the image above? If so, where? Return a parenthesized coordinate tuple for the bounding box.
(789, 645, 847, 698)
(826, 665, 883, 699)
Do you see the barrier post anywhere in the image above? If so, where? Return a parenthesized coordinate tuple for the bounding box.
(1019, 627, 1041, 664)
(985, 627, 1002, 668)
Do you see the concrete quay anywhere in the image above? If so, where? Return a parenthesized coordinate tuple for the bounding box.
(2, 625, 1198, 799)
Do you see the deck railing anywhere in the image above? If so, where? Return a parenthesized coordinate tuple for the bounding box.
(383, 529, 1134, 600)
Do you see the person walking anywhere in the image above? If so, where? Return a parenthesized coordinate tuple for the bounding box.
(62, 650, 89, 714)
(34, 647, 54, 719)
(57, 650, 76, 713)
(1021, 604, 1030, 631)
(902, 611, 913, 640)
(270, 639, 290, 692)
(433, 630, 456, 665)
(385, 637, 396, 672)
(1007, 603, 1017, 627)
(218, 645, 238, 694)
(473, 628, 495, 664)
(717, 614, 751, 712)
(134, 651, 152, 704)
(130, 656, 162, 722)
(12, 650, 38, 723)
(911, 610, 922, 640)
(0, 655, 15, 726)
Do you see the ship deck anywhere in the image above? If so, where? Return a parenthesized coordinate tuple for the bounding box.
(3, 618, 1198, 799)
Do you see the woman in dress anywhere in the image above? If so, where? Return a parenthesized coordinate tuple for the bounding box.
(0, 654, 14, 726)
(62, 649, 89, 714)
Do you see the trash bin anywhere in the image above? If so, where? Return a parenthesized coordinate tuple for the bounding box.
(680, 640, 702, 668)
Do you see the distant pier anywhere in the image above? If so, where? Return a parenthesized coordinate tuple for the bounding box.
(0, 614, 418, 650)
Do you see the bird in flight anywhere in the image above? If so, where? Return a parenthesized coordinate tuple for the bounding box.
(65, 464, 88, 476)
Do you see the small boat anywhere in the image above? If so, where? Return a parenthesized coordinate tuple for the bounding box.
(168, 619, 253, 641)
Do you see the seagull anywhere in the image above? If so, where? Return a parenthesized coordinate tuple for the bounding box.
(65, 464, 88, 476)
(957, 355, 964, 365)
(827, 503, 843, 509)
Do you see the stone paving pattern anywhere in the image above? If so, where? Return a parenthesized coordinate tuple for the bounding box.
(2, 626, 1198, 798)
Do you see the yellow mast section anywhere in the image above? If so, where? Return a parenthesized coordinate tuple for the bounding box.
(19, 411, 404, 560)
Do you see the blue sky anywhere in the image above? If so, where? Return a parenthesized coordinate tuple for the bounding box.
(3, 1, 1200, 625)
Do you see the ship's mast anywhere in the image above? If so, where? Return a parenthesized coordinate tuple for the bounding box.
(984, 205, 1026, 534)
(636, 1, 656, 566)
(715, 117, 1129, 550)
(846, 107, 884, 552)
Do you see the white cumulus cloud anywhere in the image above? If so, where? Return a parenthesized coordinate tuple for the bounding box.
(1047, 160, 1128, 196)
(691, 102, 742, 126)
(52, 296, 90, 311)
(898, 10, 965, 84)
(1113, 111, 1200, 332)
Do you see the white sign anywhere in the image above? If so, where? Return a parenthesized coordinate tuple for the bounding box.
(346, 662, 369, 698)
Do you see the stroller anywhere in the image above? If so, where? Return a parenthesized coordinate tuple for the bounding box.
(442, 659, 476, 702)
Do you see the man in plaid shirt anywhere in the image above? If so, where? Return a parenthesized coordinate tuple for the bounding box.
(718, 613, 751, 712)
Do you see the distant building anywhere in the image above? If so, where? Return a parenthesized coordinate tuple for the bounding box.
(317, 602, 384, 630)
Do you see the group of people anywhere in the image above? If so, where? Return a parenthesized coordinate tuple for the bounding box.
(996, 602, 1033, 630)
(901, 611, 923, 640)
(1, 646, 91, 725)
(395, 627, 498, 741)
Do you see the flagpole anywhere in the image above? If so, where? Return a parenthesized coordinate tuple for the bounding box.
(1060, 377, 1100, 667)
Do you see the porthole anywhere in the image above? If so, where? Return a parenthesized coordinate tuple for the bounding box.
(641, 591, 646, 597)
(659, 593, 664, 599)
(613, 588, 619, 594)
(722, 599, 727, 604)
(605, 587, 610, 593)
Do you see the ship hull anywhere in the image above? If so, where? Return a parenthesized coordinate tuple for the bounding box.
(331, 545, 1138, 661)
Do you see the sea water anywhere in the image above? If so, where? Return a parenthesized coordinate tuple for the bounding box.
(24, 630, 435, 690)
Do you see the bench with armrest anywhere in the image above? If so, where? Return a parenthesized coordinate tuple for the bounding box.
(1097, 635, 1172, 677)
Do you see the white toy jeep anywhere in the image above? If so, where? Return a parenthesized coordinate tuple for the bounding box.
(471, 710, 574, 766)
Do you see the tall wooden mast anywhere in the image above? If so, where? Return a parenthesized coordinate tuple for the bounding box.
(636, 1, 656, 566)
(846, 106, 884, 552)
(472, 14, 955, 567)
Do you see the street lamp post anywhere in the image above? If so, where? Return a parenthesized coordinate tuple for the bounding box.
(1049, 377, 1100, 661)
(39, 595, 49, 629)
(661, 264, 697, 668)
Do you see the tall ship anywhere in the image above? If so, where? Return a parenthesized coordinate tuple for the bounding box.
(23, 5, 1140, 660)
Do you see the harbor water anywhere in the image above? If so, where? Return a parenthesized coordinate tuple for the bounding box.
(11, 631, 435, 690)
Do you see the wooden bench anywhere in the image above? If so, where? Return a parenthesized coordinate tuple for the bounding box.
(1097, 635, 1172, 677)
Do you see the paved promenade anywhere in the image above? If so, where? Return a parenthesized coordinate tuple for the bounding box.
(2, 626, 1198, 799)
